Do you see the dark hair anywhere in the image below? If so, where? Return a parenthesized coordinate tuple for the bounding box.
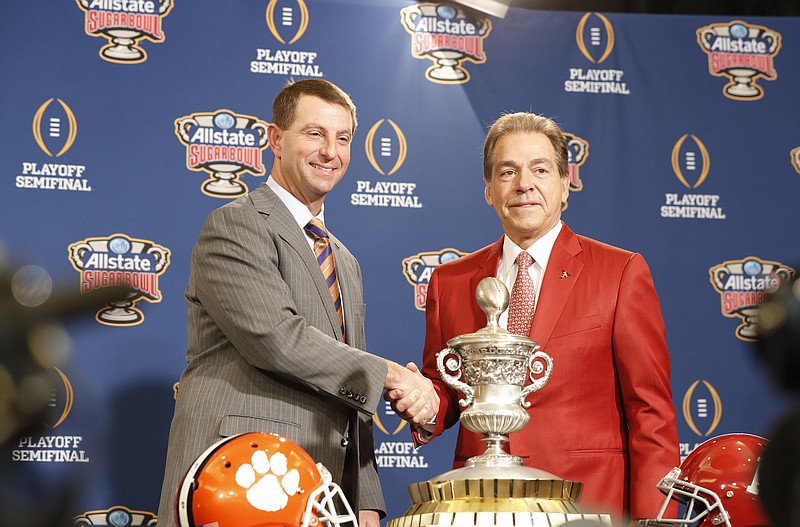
(272, 79, 357, 133)
(482, 112, 568, 182)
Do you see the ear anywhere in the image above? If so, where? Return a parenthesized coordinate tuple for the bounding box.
(561, 174, 570, 209)
(267, 123, 283, 156)
(484, 181, 493, 206)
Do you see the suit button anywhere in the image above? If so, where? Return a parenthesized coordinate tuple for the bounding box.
(339, 386, 347, 395)
(359, 395, 367, 404)
(341, 437, 349, 447)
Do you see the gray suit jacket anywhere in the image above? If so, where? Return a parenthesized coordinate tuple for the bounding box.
(157, 183, 388, 525)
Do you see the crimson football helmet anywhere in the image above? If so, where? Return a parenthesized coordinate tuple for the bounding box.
(175, 432, 358, 527)
(641, 433, 770, 527)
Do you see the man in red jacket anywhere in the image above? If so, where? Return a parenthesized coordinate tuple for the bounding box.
(397, 112, 679, 522)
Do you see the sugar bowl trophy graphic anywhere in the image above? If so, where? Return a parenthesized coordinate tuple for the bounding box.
(175, 110, 269, 198)
(388, 278, 611, 527)
(69, 234, 170, 326)
(709, 257, 795, 341)
(77, 0, 174, 64)
(401, 3, 491, 84)
(697, 21, 781, 100)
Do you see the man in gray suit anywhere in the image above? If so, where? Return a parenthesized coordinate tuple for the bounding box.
(157, 79, 438, 527)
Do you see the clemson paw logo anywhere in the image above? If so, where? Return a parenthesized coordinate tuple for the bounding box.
(235, 450, 301, 511)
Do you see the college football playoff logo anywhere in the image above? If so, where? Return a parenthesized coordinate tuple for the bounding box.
(576, 12, 615, 64)
(682, 379, 722, 437)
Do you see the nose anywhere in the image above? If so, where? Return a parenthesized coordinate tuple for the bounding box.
(319, 136, 336, 160)
(516, 168, 535, 193)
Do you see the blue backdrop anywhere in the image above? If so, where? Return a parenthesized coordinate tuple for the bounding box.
(1, 1, 798, 525)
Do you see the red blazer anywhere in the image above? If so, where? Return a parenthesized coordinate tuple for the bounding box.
(418, 224, 679, 521)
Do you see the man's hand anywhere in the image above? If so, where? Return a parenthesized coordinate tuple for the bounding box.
(384, 361, 440, 426)
(358, 509, 380, 527)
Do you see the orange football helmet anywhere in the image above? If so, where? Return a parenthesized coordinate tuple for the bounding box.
(175, 432, 358, 527)
(642, 433, 770, 527)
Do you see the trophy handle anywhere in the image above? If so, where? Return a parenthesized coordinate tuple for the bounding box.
(402, 6, 420, 31)
(520, 350, 553, 408)
(436, 348, 474, 407)
(147, 246, 170, 272)
(69, 242, 92, 268)
(763, 31, 779, 53)
(252, 122, 269, 147)
(699, 28, 716, 49)
(567, 138, 586, 164)
(177, 117, 198, 142)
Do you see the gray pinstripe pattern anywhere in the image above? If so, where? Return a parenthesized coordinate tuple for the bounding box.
(157, 183, 388, 525)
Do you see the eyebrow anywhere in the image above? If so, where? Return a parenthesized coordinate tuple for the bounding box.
(496, 158, 553, 168)
(299, 123, 352, 136)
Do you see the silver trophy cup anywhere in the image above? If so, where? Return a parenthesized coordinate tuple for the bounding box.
(387, 278, 613, 527)
(436, 276, 553, 469)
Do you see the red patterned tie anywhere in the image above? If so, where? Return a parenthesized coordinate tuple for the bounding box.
(305, 219, 345, 337)
(507, 251, 535, 335)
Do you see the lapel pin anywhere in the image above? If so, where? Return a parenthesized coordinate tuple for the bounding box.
(560, 270, 569, 279)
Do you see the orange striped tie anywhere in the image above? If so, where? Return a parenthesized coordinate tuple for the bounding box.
(305, 219, 345, 337)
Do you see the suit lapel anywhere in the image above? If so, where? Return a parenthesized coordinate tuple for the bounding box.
(468, 237, 504, 325)
(329, 233, 355, 342)
(250, 183, 345, 341)
(531, 224, 584, 348)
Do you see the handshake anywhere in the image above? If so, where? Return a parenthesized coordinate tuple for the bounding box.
(383, 361, 440, 427)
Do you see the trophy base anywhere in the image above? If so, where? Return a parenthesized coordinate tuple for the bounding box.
(387, 469, 612, 527)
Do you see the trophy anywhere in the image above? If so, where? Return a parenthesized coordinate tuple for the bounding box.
(77, 0, 173, 63)
(69, 235, 170, 325)
(401, 4, 491, 83)
(175, 112, 269, 197)
(388, 278, 611, 527)
(710, 259, 794, 340)
(698, 22, 779, 99)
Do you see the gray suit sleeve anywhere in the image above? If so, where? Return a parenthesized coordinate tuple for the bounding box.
(190, 201, 387, 415)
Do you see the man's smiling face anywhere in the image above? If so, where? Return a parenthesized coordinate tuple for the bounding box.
(270, 94, 353, 215)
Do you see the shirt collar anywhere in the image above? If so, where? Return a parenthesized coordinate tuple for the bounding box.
(499, 221, 562, 275)
(266, 176, 325, 228)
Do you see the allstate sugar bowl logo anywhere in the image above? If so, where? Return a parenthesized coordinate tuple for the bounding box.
(709, 257, 795, 341)
(76, 0, 173, 64)
(175, 110, 269, 198)
(68, 234, 171, 326)
(400, 3, 492, 84)
(74, 506, 156, 526)
(564, 132, 589, 192)
(402, 249, 466, 310)
(697, 20, 781, 100)
(791, 146, 800, 174)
